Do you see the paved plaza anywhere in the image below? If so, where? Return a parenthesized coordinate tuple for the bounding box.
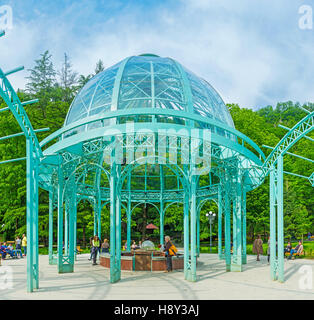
(0, 253, 313, 300)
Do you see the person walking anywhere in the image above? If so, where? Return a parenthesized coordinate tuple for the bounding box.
(92, 235, 100, 265)
(253, 235, 263, 261)
(22, 234, 27, 256)
(97, 236, 102, 257)
(267, 236, 270, 263)
(88, 236, 94, 261)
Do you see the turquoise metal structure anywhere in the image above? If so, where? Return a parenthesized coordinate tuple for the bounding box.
(0, 31, 43, 292)
(1, 29, 312, 292)
(37, 54, 266, 285)
(262, 108, 314, 283)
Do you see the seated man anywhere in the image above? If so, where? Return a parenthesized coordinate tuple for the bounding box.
(288, 241, 303, 259)
(0, 242, 6, 260)
(136, 241, 142, 249)
(131, 241, 137, 250)
(5, 243, 16, 258)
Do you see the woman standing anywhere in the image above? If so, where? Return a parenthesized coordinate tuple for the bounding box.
(15, 236, 23, 258)
(163, 236, 176, 272)
(253, 235, 263, 261)
(92, 235, 100, 265)
(22, 234, 27, 256)
(101, 239, 109, 253)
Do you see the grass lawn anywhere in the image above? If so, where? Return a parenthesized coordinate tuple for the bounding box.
(38, 247, 91, 255)
(200, 240, 314, 259)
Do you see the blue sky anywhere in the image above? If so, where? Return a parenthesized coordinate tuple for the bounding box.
(1, 0, 314, 109)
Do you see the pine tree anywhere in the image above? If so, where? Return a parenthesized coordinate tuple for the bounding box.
(77, 74, 93, 90)
(94, 59, 105, 74)
(26, 50, 56, 94)
(58, 53, 78, 89)
(25, 50, 56, 117)
(58, 53, 78, 102)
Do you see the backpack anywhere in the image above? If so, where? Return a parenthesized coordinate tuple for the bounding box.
(169, 244, 178, 256)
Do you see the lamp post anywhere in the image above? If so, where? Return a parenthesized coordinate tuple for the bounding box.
(206, 211, 216, 253)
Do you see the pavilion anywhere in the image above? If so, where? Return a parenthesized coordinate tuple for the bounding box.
(11, 43, 314, 293)
(36, 54, 265, 288)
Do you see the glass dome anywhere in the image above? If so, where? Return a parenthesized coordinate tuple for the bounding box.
(141, 240, 155, 251)
(65, 54, 234, 129)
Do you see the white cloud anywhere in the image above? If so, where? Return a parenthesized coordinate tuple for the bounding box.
(1, 0, 313, 109)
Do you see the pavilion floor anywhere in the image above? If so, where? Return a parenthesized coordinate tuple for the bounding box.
(0, 253, 313, 300)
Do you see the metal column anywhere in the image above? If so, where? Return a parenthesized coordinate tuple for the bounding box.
(187, 173, 197, 282)
(224, 173, 231, 272)
(269, 165, 277, 280)
(160, 165, 164, 245)
(277, 155, 284, 282)
(231, 171, 242, 272)
(183, 166, 190, 280)
(48, 190, 54, 265)
(126, 173, 131, 251)
(242, 188, 247, 264)
(26, 139, 39, 292)
(218, 185, 224, 259)
(110, 161, 121, 283)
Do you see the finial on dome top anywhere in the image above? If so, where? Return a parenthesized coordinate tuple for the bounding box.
(138, 53, 160, 57)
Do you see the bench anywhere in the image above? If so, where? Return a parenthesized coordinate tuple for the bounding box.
(76, 246, 83, 254)
(285, 250, 305, 259)
(0, 250, 18, 260)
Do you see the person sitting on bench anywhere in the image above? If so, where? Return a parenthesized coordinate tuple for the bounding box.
(6, 243, 16, 258)
(284, 242, 292, 255)
(288, 241, 303, 259)
(0, 242, 15, 259)
(0, 242, 6, 259)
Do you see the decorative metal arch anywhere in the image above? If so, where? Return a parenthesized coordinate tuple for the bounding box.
(261, 109, 313, 283)
(0, 31, 50, 292)
(130, 201, 161, 215)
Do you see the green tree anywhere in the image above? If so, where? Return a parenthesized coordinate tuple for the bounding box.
(58, 53, 78, 102)
(94, 59, 105, 74)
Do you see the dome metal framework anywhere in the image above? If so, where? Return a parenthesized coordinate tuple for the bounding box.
(1, 30, 312, 293)
(38, 53, 266, 284)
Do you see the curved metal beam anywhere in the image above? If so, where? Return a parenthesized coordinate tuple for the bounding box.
(263, 111, 314, 175)
(0, 68, 42, 158)
(39, 108, 265, 162)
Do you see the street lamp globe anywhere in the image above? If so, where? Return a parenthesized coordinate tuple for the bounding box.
(206, 211, 213, 217)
